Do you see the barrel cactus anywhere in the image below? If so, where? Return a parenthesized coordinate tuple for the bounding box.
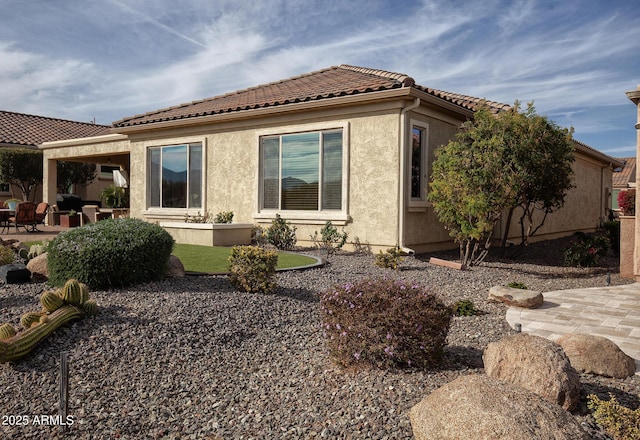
(0, 323, 16, 340)
(20, 312, 43, 329)
(79, 282, 90, 305)
(41, 290, 64, 312)
(82, 299, 98, 316)
(61, 279, 83, 306)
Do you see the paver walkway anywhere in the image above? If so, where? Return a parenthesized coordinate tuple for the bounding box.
(506, 283, 640, 372)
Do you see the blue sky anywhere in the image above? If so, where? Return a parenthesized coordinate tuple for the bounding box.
(1, 0, 638, 157)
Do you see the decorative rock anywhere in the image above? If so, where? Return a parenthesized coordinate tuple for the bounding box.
(0, 263, 31, 284)
(488, 285, 543, 308)
(165, 255, 186, 278)
(556, 333, 637, 378)
(409, 374, 589, 440)
(26, 253, 49, 280)
(483, 333, 581, 411)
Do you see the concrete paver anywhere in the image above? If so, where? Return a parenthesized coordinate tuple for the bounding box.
(506, 283, 640, 373)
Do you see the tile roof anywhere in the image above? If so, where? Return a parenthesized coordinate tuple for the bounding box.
(113, 64, 510, 128)
(0, 110, 111, 147)
(613, 156, 636, 187)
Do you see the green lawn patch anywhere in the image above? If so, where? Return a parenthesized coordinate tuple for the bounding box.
(171, 243, 317, 273)
(23, 240, 318, 274)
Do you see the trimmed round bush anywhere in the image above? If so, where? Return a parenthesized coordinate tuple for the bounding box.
(47, 218, 174, 289)
(320, 278, 452, 369)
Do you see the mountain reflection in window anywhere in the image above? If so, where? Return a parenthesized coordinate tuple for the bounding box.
(261, 129, 342, 211)
(149, 143, 202, 209)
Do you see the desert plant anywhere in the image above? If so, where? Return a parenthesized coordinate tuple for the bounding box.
(507, 281, 528, 289)
(100, 184, 128, 208)
(213, 211, 234, 223)
(0, 245, 15, 266)
(47, 218, 174, 289)
(265, 214, 297, 250)
(320, 278, 451, 369)
(374, 246, 404, 270)
(452, 299, 478, 316)
(351, 237, 371, 255)
(564, 234, 608, 267)
(618, 189, 636, 216)
(587, 393, 640, 440)
(310, 221, 348, 258)
(603, 220, 620, 256)
(228, 245, 278, 294)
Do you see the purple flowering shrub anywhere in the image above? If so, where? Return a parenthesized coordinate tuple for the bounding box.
(320, 278, 452, 369)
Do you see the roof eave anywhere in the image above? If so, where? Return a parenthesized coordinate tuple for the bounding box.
(111, 87, 477, 134)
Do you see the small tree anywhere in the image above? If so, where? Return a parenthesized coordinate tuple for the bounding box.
(499, 102, 574, 247)
(428, 105, 517, 266)
(428, 102, 575, 265)
(0, 148, 43, 200)
(56, 161, 97, 194)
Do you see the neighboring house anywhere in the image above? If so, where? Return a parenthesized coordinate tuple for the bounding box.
(612, 156, 636, 212)
(0, 110, 112, 202)
(40, 65, 621, 252)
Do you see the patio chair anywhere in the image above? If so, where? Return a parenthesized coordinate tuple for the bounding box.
(34, 202, 49, 228)
(0, 201, 12, 234)
(8, 201, 38, 233)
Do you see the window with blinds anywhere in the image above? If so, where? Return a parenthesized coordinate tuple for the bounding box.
(261, 129, 343, 211)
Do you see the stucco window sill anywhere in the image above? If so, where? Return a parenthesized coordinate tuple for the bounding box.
(253, 211, 351, 226)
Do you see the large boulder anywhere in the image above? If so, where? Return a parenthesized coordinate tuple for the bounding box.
(483, 333, 581, 411)
(26, 253, 49, 280)
(556, 333, 637, 378)
(488, 285, 543, 308)
(164, 255, 185, 278)
(409, 374, 589, 440)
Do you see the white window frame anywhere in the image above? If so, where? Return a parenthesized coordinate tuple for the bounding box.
(408, 119, 429, 210)
(254, 122, 350, 225)
(143, 138, 206, 217)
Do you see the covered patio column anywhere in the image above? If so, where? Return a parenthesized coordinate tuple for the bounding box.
(42, 157, 58, 223)
(626, 85, 640, 281)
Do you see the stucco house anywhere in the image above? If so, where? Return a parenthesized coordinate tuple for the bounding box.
(612, 156, 636, 212)
(0, 110, 111, 202)
(40, 65, 621, 252)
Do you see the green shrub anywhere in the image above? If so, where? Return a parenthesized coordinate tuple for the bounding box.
(587, 393, 640, 440)
(603, 220, 620, 256)
(228, 245, 278, 294)
(310, 221, 348, 258)
(265, 214, 297, 250)
(374, 246, 404, 269)
(452, 299, 477, 316)
(320, 278, 451, 369)
(213, 211, 234, 224)
(47, 218, 174, 289)
(564, 234, 608, 267)
(507, 281, 528, 289)
(0, 245, 15, 265)
(100, 184, 128, 208)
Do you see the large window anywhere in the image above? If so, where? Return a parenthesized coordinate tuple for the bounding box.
(261, 129, 343, 211)
(148, 143, 202, 209)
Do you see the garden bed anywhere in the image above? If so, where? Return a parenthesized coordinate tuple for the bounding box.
(0, 237, 635, 439)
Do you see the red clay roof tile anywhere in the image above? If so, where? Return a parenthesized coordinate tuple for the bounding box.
(112, 64, 510, 128)
(0, 111, 111, 147)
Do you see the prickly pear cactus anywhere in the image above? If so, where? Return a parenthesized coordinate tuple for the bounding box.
(61, 279, 83, 306)
(41, 290, 64, 312)
(20, 312, 43, 329)
(0, 323, 16, 340)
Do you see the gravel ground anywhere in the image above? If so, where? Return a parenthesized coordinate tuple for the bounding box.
(0, 236, 638, 439)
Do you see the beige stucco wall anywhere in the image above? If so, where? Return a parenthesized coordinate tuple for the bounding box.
(39, 96, 617, 255)
(127, 101, 403, 249)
